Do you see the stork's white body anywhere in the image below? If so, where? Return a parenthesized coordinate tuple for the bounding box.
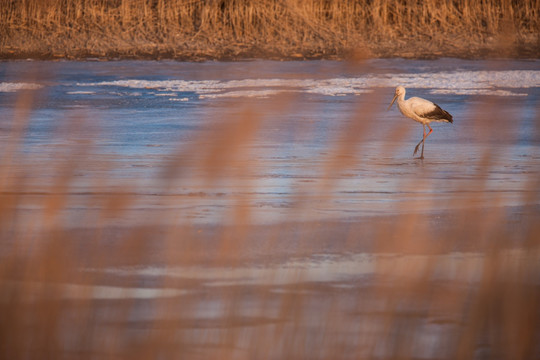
(395, 96, 447, 125)
(388, 86, 453, 159)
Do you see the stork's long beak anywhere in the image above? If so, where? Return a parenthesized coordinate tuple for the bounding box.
(387, 94, 398, 110)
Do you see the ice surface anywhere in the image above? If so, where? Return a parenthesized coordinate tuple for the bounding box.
(1, 60, 538, 226)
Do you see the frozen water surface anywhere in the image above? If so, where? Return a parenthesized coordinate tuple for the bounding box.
(1, 58, 540, 360)
(1, 59, 539, 226)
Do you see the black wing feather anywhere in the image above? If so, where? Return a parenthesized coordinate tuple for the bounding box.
(422, 103, 453, 123)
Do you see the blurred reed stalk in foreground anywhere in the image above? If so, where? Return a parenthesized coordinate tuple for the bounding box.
(1, 60, 539, 360)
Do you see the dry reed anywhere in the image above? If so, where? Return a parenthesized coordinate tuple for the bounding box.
(0, 0, 539, 59)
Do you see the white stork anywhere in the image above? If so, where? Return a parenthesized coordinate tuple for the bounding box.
(388, 86, 453, 159)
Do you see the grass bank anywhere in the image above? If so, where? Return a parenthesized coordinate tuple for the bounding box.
(0, 0, 538, 60)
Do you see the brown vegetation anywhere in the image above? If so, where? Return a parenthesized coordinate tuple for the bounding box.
(0, 0, 539, 60)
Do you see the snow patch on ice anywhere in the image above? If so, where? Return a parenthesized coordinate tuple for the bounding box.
(67, 90, 96, 95)
(78, 70, 540, 99)
(430, 89, 528, 96)
(0, 82, 43, 92)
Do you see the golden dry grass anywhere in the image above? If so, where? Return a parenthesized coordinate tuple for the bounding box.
(0, 0, 539, 59)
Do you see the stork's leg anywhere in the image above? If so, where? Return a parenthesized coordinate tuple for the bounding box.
(414, 124, 433, 159)
(413, 125, 427, 157)
(420, 124, 433, 159)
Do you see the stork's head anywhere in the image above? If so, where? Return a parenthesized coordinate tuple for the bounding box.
(394, 86, 405, 96)
(388, 86, 405, 110)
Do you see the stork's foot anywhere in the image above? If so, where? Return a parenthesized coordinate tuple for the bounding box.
(414, 156, 424, 160)
(413, 143, 422, 156)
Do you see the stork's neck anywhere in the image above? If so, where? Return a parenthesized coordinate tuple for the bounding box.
(396, 91, 406, 104)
